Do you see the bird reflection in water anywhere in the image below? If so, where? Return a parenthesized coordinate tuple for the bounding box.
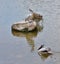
(38, 52, 52, 61)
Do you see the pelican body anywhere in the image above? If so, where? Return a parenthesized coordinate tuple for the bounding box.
(12, 20, 37, 32)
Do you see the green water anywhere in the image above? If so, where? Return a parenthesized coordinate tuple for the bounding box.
(0, 0, 60, 64)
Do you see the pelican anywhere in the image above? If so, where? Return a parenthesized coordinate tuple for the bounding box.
(38, 44, 52, 54)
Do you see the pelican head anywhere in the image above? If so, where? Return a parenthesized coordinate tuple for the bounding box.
(38, 44, 44, 50)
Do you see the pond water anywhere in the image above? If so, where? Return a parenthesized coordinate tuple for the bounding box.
(0, 0, 60, 64)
